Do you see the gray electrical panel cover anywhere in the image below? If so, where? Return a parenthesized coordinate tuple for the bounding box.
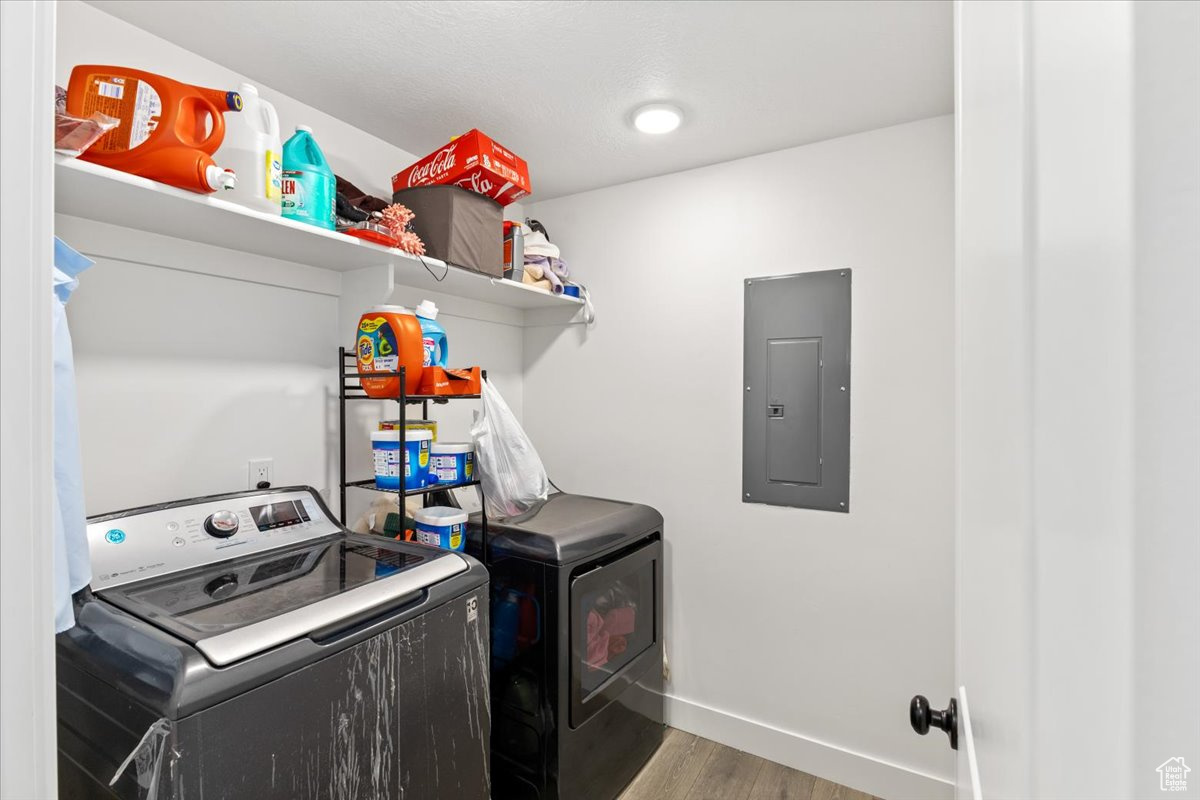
(743, 269, 851, 511)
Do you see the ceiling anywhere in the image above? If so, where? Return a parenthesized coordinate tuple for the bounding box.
(85, 0, 953, 201)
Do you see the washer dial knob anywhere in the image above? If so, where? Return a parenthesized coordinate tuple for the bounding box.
(203, 510, 240, 538)
(204, 573, 239, 600)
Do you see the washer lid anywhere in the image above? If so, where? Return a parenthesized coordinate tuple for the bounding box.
(99, 533, 467, 666)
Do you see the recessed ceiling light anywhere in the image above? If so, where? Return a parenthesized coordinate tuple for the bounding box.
(633, 103, 682, 134)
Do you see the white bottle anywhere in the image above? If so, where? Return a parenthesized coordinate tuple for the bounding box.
(216, 82, 282, 214)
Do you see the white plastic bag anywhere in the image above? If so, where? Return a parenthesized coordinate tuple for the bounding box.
(471, 378, 550, 517)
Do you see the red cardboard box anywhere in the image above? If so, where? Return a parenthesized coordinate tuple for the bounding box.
(391, 130, 531, 206)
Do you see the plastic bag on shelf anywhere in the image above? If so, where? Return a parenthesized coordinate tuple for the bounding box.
(471, 378, 550, 517)
(55, 86, 118, 157)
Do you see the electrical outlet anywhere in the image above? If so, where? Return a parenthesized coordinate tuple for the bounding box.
(248, 458, 274, 489)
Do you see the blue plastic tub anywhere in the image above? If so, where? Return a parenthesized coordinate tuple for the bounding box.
(414, 506, 468, 551)
(372, 428, 433, 490)
(430, 442, 474, 485)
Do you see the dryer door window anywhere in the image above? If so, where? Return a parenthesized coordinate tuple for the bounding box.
(569, 537, 661, 727)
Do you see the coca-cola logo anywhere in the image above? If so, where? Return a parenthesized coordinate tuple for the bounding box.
(456, 170, 496, 197)
(407, 144, 458, 186)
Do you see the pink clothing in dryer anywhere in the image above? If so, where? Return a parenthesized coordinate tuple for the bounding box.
(586, 609, 610, 670)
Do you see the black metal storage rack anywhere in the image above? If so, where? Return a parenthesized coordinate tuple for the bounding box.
(337, 347, 488, 563)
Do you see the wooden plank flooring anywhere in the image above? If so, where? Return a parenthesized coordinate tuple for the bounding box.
(620, 728, 880, 800)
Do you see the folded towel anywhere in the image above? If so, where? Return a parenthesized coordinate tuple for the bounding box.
(521, 266, 552, 292)
(523, 230, 560, 259)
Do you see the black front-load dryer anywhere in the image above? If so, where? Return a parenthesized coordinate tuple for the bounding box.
(468, 492, 665, 800)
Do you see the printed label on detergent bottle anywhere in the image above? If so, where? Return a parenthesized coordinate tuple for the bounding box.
(266, 150, 282, 201)
(422, 336, 436, 368)
(357, 316, 398, 374)
(82, 75, 163, 152)
(281, 169, 306, 214)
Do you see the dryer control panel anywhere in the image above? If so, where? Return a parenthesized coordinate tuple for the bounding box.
(87, 487, 342, 592)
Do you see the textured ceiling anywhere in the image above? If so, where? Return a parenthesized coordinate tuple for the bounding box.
(85, 0, 953, 200)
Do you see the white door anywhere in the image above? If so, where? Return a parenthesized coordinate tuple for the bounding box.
(0, 2, 59, 798)
(953, 2, 1037, 795)
(951, 2, 1200, 799)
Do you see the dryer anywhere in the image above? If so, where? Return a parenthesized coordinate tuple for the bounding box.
(467, 492, 665, 800)
(56, 486, 490, 800)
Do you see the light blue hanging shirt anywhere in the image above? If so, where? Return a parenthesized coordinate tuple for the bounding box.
(53, 238, 94, 633)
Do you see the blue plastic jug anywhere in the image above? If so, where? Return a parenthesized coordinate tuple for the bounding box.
(414, 299, 448, 368)
(281, 125, 334, 229)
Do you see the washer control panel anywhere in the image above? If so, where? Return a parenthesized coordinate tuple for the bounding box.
(88, 488, 341, 591)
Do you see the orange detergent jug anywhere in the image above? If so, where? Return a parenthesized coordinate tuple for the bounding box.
(357, 306, 425, 398)
(66, 65, 243, 194)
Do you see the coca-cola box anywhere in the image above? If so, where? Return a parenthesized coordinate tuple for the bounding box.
(391, 129, 532, 207)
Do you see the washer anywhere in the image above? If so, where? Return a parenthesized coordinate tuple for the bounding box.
(57, 486, 490, 800)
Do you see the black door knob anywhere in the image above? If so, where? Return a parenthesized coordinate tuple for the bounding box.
(910, 695, 958, 750)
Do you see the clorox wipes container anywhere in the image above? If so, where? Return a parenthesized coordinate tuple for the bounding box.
(357, 305, 424, 398)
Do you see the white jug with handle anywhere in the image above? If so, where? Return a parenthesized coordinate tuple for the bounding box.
(216, 82, 282, 214)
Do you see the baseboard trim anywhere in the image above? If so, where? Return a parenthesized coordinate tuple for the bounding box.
(663, 694, 954, 800)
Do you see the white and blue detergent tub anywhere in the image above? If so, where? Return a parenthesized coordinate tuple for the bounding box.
(371, 428, 433, 490)
(414, 506, 468, 552)
(430, 442, 474, 485)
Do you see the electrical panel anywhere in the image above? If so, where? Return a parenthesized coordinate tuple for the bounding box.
(743, 269, 851, 511)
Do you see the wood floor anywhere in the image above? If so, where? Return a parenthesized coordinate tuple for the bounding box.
(619, 728, 882, 800)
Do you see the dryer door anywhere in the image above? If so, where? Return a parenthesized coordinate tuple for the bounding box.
(569, 536, 662, 728)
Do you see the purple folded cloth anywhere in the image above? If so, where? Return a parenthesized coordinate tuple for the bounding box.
(524, 254, 568, 294)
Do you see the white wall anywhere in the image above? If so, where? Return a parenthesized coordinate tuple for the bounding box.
(57, 0, 524, 517)
(522, 116, 956, 798)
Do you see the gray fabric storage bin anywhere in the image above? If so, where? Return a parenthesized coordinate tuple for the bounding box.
(392, 185, 504, 277)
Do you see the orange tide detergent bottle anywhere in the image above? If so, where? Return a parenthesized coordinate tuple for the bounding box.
(357, 306, 425, 398)
(66, 65, 243, 194)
